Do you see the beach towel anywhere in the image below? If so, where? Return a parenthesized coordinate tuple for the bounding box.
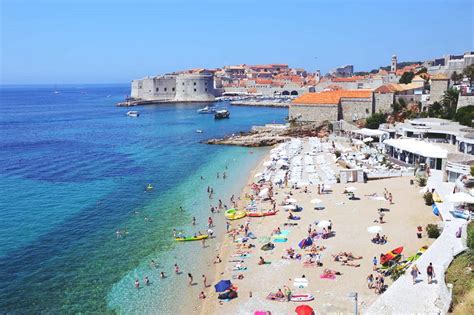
(320, 274, 336, 280)
(273, 238, 288, 243)
(266, 293, 286, 302)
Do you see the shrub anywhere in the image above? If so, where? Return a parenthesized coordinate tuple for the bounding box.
(467, 221, 474, 250)
(426, 223, 441, 238)
(417, 176, 427, 187)
(423, 192, 434, 206)
(471, 165, 474, 177)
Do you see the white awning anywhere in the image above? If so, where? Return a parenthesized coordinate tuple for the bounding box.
(352, 128, 386, 137)
(383, 138, 448, 159)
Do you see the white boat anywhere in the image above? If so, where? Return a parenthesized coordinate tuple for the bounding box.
(127, 110, 139, 117)
(196, 129, 203, 133)
(197, 106, 216, 114)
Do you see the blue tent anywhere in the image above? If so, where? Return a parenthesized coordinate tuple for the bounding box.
(214, 279, 232, 292)
(298, 237, 313, 249)
(432, 204, 439, 216)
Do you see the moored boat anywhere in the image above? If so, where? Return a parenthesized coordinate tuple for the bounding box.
(175, 234, 209, 241)
(197, 106, 216, 114)
(127, 110, 139, 117)
(215, 109, 230, 119)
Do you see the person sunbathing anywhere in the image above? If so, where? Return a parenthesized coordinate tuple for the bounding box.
(342, 262, 361, 267)
(258, 256, 266, 265)
(275, 289, 284, 298)
(323, 268, 341, 276)
(288, 213, 295, 220)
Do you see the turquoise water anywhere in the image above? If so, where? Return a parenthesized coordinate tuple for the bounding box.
(0, 85, 287, 313)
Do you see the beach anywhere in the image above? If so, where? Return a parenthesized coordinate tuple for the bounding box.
(199, 138, 438, 315)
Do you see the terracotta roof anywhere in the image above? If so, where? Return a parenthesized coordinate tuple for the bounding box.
(292, 90, 372, 105)
(431, 73, 449, 80)
(255, 79, 272, 84)
(331, 76, 366, 82)
(374, 82, 424, 94)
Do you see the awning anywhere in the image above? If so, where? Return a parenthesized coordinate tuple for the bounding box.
(383, 138, 448, 159)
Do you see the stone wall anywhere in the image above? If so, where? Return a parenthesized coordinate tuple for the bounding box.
(457, 95, 474, 111)
(429, 79, 450, 104)
(175, 74, 215, 102)
(130, 75, 176, 101)
(223, 86, 311, 97)
(289, 104, 338, 125)
(374, 92, 394, 113)
(340, 97, 372, 121)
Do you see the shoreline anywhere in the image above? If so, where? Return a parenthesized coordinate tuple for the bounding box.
(198, 137, 439, 314)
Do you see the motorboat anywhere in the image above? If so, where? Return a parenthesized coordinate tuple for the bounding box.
(196, 129, 203, 133)
(197, 106, 216, 114)
(127, 110, 139, 117)
(214, 109, 230, 119)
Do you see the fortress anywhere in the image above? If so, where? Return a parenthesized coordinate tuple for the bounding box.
(130, 72, 216, 103)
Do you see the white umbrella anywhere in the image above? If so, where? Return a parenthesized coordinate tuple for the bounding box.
(297, 181, 310, 187)
(345, 186, 357, 192)
(311, 198, 323, 204)
(367, 226, 383, 234)
(371, 196, 386, 201)
(282, 205, 296, 210)
(353, 139, 364, 145)
(363, 137, 374, 143)
(445, 192, 474, 204)
(317, 220, 331, 228)
(263, 161, 273, 167)
(254, 172, 263, 178)
(258, 188, 269, 198)
(286, 198, 297, 204)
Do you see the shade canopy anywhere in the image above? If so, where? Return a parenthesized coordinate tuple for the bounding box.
(445, 192, 474, 204)
(345, 186, 357, 192)
(317, 220, 331, 228)
(310, 198, 322, 204)
(383, 138, 448, 159)
(295, 304, 314, 315)
(286, 198, 297, 204)
(214, 279, 232, 292)
(363, 137, 374, 142)
(367, 225, 383, 234)
(282, 205, 297, 210)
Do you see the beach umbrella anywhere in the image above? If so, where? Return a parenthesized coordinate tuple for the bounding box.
(297, 181, 310, 187)
(445, 192, 474, 204)
(295, 304, 314, 315)
(263, 161, 273, 167)
(254, 172, 263, 178)
(286, 198, 297, 204)
(363, 137, 374, 143)
(371, 196, 386, 201)
(258, 188, 269, 198)
(310, 198, 322, 204)
(317, 220, 331, 228)
(353, 139, 364, 145)
(345, 186, 357, 192)
(214, 279, 232, 292)
(367, 226, 383, 234)
(282, 205, 297, 210)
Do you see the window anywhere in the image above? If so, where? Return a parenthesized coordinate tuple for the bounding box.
(205, 82, 207, 86)
(194, 82, 196, 86)
(205, 88, 207, 92)
(365, 108, 369, 114)
(172, 87, 175, 92)
(182, 82, 185, 86)
(156, 88, 159, 92)
(194, 88, 197, 92)
(164, 87, 167, 92)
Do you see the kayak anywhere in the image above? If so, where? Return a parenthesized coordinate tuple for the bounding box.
(290, 294, 314, 302)
(175, 235, 209, 241)
(225, 208, 247, 220)
(247, 211, 278, 217)
(406, 245, 428, 263)
(380, 246, 403, 265)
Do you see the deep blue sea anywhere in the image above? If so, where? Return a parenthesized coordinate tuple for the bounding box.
(0, 84, 287, 313)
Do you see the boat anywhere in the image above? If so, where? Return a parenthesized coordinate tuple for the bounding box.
(225, 208, 246, 220)
(290, 294, 315, 302)
(127, 110, 139, 117)
(196, 129, 203, 133)
(145, 184, 153, 191)
(214, 109, 230, 119)
(246, 210, 278, 217)
(197, 106, 216, 114)
(175, 234, 209, 241)
(452, 209, 470, 220)
(380, 246, 403, 265)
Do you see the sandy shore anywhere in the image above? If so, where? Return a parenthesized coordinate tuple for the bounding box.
(199, 144, 438, 315)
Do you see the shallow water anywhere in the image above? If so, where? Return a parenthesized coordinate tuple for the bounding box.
(0, 85, 287, 313)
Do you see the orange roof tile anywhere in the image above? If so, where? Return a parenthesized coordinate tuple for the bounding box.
(292, 90, 372, 105)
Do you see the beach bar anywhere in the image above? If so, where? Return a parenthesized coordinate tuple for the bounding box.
(383, 138, 447, 170)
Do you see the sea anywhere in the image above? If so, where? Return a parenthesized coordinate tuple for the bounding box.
(0, 84, 287, 314)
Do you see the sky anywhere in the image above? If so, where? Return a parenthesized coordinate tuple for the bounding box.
(0, 0, 473, 84)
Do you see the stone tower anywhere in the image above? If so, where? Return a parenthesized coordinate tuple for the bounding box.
(315, 70, 321, 83)
(391, 55, 397, 73)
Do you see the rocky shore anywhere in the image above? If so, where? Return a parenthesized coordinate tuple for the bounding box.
(204, 123, 330, 147)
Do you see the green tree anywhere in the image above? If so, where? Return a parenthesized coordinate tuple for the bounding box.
(441, 88, 459, 119)
(416, 67, 427, 75)
(427, 101, 444, 118)
(463, 65, 474, 84)
(451, 71, 463, 83)
(399, 71, 415, 84)
(454, 105, 474, 127)
(365, 112, 387, 129)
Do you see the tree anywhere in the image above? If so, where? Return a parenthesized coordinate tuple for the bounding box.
(441, 88, 459, 119)
(428, 101, 444, 118)
(463, 65, 474, 84)
(416, 67, 427, 75)
(454, 105, 474, 127)
(399, 71, 415, 84)
(451, 71, 463, 83)
(365, 112, 387, 129)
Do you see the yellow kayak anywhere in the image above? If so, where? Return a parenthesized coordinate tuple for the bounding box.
(175, 235, 209, 241)
(225, 208, 247, 220)
(433, 192, 443, 203)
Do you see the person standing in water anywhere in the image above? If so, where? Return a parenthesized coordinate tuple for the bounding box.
(188, 273, 193, 286)
(135, 279, 140, 289)
(144, 276, 150, 286)
(192, 217, 196, 225)
(174, 264, 180, 274)
(202, 274, 207, 288)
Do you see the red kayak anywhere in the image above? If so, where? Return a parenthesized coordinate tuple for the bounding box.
(380, 247, 403, 265)
(247, 211, 278, 217)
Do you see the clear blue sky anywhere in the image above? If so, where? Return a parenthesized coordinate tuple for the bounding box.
(1, 0, 472, 84)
